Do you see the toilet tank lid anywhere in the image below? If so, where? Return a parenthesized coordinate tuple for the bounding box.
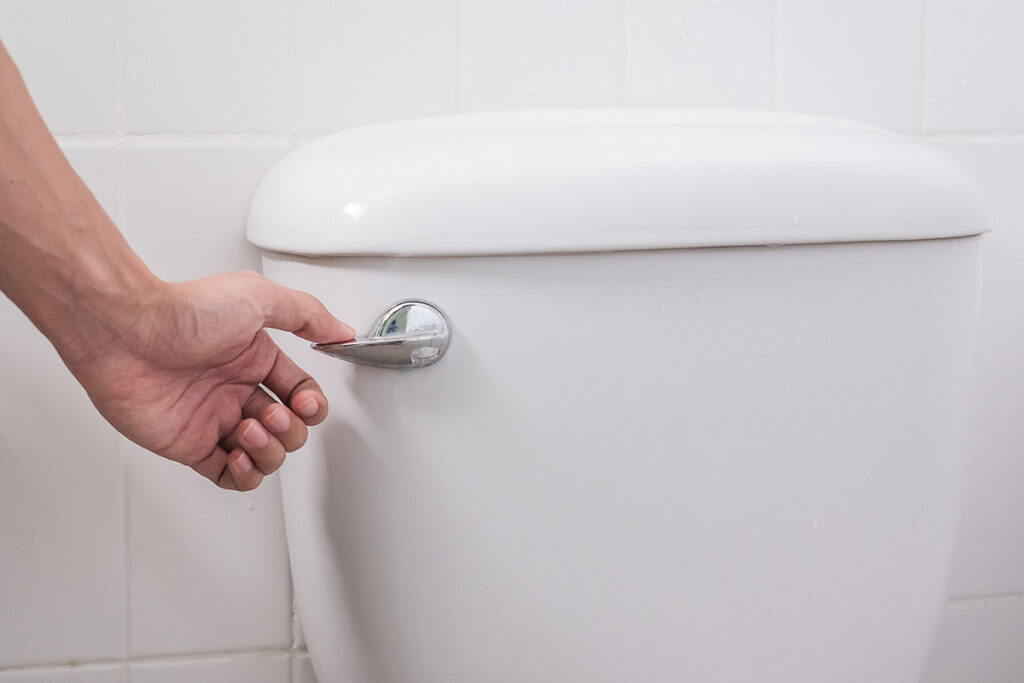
(246, 109, 991, 257)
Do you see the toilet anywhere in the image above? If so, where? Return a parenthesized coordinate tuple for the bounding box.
(246, 110, 989, 682)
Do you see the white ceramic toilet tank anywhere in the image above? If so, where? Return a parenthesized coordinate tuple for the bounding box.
(246, 110, 990, 683)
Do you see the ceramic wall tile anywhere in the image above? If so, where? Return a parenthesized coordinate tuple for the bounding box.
(0, 146, 124, 668)
(926, 0, 1024, 132)
(460, 0, 623, 110)
(126, 447, 291, 657)
(122, 0, 289, 133)
(626, 0, 772, 108)
(776, 0, 923, 132)
(0, 0, 116, 133)
(122, 142, 290, 281)
(296, 0, 458, 133)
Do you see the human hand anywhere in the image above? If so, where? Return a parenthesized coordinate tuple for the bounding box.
(58, 271, 354, 491)
(0, 42, 355, 490)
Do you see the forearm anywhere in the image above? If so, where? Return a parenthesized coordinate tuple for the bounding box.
(0, 40, 161, 357)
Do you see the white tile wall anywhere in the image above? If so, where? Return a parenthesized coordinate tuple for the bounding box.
(4, 1, 1024, 681)
(125, 447, 291, 657)
(776, 0, 924, 132)
(0, 0, 116, 133)
(297, 0, 459, 133)
(460, 0, 624, 110)
(122, 0, 290, 133)
(925, 0, 1024, 132)
(0, 148, 123, 669)
(121, 142, 289, 281)
(626, 0, 772, 108)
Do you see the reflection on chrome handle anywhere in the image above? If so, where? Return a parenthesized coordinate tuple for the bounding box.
(312, 300, 450, 370)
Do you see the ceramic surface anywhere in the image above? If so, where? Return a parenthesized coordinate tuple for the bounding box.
(246, 110, 990, 257)
(262, 238, 979, 682)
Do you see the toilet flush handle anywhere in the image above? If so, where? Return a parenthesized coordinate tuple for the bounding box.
(311, 299, 450, 370)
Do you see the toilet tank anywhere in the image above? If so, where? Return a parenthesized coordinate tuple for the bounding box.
(247, 110, 990, 683)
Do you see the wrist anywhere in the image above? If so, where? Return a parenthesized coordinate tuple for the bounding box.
(66, 235, 167, 351)
(23, 211, 168, 363)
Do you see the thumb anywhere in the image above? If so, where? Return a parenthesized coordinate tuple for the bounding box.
(249, 273, 356, 343)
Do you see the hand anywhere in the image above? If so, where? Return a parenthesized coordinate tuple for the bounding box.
(1, 42, 354, 491)
(59, 271, 354, 491)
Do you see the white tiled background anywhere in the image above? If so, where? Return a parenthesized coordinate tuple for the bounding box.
(0, 0, 1021, 680)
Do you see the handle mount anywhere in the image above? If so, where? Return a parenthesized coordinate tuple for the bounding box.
(312, 300, 450, 370)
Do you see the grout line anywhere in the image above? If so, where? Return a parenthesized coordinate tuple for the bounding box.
(112, 0, 126, 137)
(620, 0, 628, 107)
(288, 503, 297, 677)
(291, 597, 299, 651)
(112, 0, 130, 665)
(121, 442, 133, 662)
(948, 592, 1024, 607)
(0, 647, 307, 674)
(54, 133, 297, 144)
(287, 0, 302, 147)
(54, 133, 296, 149)
(923, 131, 1024, 140)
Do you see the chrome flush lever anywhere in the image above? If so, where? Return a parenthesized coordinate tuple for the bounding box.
(312, 300, 450, 369)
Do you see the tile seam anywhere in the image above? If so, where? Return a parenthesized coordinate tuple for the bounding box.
(55, 133, 296, 144)
(948, 592, 1024, 606)
(288, 0, 302, 144)
(924, 131, 1024, 138)
(112, 0, 130, 666)
(286, 1, 301, 672)
(0, 647, 306, 674)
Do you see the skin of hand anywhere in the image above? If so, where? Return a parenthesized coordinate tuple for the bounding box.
(63, 273, 356, 491)
(0, 40, 354, 490)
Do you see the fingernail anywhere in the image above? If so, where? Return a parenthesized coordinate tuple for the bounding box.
(241, 421, 269, 449)
(339, 322, 356, 340)
(264, 405, 291, 434)
(233, 449, 253, 473)
(295, 394, 320, 418)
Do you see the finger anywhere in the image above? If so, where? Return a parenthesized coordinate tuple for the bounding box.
(251, 274, 356, 343)
(263, 348, 330, 426)
(223, 417, 287, 476)
(242, 386, 309, 453)
(291, 388, 327, 426)
(227, 448, 264, 492)
(190, 445, 263, 491)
